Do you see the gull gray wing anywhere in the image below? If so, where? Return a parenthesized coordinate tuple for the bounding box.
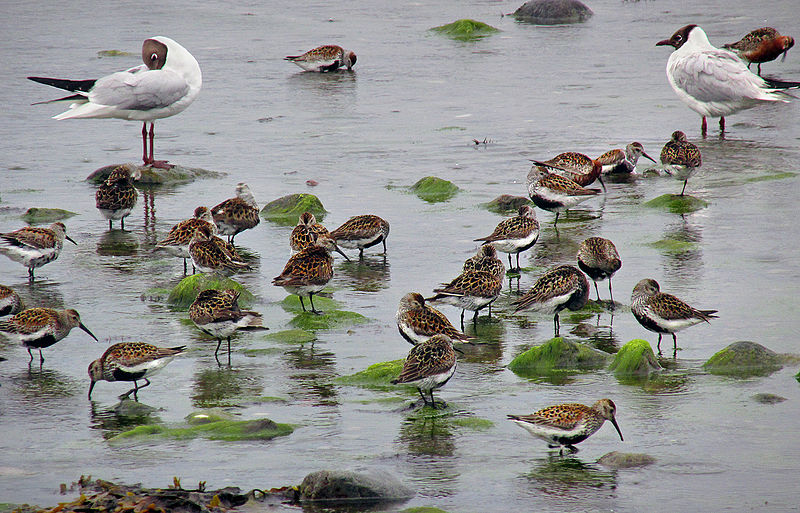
(89, 69, 189, 111)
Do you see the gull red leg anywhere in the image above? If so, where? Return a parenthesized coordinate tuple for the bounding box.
(148, 122, 172, 169)
(701, 116, 707, 137)
(142, 122, 149, 165)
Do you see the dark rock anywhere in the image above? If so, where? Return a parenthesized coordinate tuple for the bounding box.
(514, 0, 593, 24)
(703, 341, 783, 377)
(484, 194, 532, 213)
(299, 470, 415, 503)
(20, 207, 77, 224)
(597, 451, 656, 469)
(752, 393, 787, 404)
(86, 163, 225, 185)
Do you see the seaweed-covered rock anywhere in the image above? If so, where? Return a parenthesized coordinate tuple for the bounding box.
(508, 337, 611, 377)
(336, 360, 405, 389)
(644, 194, 708, 214)
(264, 329, 317, 344)
(514, 0, 593, 24)
(483, 194, 532, 213)
(609, 339, 662, 376)
(430, 19, 500, 41)
(299, 470, 415, 503)
(110, 415, 293, 442)
(410, 176, 460, 203)
(20, 207, 77, 224)
(597, 451, 656, 469)
(167, 273, 254, 309)
(260, 193, 327, 225)
(86, 163, 225, 185)
(703, 341, 783, 377)
(290, 310, 368, 331)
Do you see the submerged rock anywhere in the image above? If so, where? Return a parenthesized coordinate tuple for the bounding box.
(703, 341, 783, 377)
(597, 451, 656, 469)
(299, 469, 415, 503)
(410, 176, 460, 203)
(336, 359, 405, 389)
(483, 194, 532, 213)
(260, 193, 327, 225)
(20, 207, 77, 224)
(264, 329, 317, 344)
(609, 339, 662, 376)
(514, 0, 593, 24)
(508, 337, 611, 377)
(167, 273, 254, 310)
(430, 19, 500, 41)
(110, 412, 293, 442)
(86, 163, 225, 185)
(644, 194, 708, 214)
(752, 393, 787, 404)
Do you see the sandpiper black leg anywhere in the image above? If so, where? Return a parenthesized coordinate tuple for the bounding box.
(608, 279, 614, 306)
(460, 310, 465, 329)
(554, 313, 560, 337)
(227, 337, 232, 365)
(417, 388, 429, 407)
(672, 333, 678, 353)
(359, 248, 364, 259)
(309, 294, 322, 315)
(507, 253, 513, 271)
(183, 258, 188, 275)
(598, 175, 606, 193)
(594, 281, 600, 302)
(382, 239, 387, 254)
(515, 252, 521, 272)
(298, 296, 307, 312)
(657, 334, 663, 354)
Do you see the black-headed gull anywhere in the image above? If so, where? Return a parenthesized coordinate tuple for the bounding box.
(656, 25, 799, 136)
(28, 36, 201, 168)
(284, 45, 356, 72)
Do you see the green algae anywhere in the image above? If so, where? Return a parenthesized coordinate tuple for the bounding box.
(289, 309, 368, 331)
(280, 294, 339, 313)
(435, 126, 466, 131)
(260, 193, 327, 225)
(20, 207, 77, 224)
(644, 194, 708, 214)
(410, 176, 460, 203)
(264, 329, 317, 344)
(703, 340, 783, 377)
(450, 417, 494, 430)
(483, 194, 532, 214)
(745, 171, 797, 183)
(649, 238, 698, 253)
(110, 416, 293, 442)
(526, 458, 615, 488)
(430, 19, 500, 41)
(167, 273, 254, 310)
(508, 337, 612, 377)
(609, 339, 662, 376)
(336, 359, 405, 389)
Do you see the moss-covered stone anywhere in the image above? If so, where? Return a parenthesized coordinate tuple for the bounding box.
(483, 195, 532, 214)
(86, 163, 225, 185)
(336, 360, 405, 389)
(508, 338, 612, 377)
(280, 294, 339, 313)
(644, 194, 708, 214)
(410, 176, 460, 203)
(745, 171, 797, 183)
(430, 19, 500, 41)
(597, 451, 656, 469)
(703, 341, 783, 377)
(167, 273, 254, 310)
(648, 238, 698, 253)
(289, 310, 368, 331)
(20, 207, 77, 224)
(609, 339, 662, 376)
(260, 193, 327, 225)
(110, 416, 293, 442)
(185, 409, 234, 425)
(514, 0, 594, 24)
(264, 329, 317, 344)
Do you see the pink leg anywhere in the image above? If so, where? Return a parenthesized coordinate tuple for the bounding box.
(141, 123, 149, 165)
(147, 122, 172, 169)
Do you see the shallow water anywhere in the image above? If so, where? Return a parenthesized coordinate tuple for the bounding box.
(1, 1, 799, 511)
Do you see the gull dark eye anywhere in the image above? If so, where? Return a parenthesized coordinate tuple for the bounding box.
(151, 53, 158, 60)
(675, 35, 682, 42)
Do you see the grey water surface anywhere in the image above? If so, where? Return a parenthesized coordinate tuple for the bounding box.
(1, 1, 799, 511)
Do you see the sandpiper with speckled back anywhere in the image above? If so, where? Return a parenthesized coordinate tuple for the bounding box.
(513, 264, 589, 336)
(0, 222, 77, 280)
(88, 342, 185, 400)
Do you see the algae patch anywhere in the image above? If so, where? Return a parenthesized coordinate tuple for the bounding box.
(508, 338, 611, 377)
(336, 360, 405, 389)
(644, 194, 708, 214)
(261, 193, 327, 225)
(609, 339, 662, 376)
(21, 207, 77, 224)
(430, 19, 500, 41)
(167, 274, 254, 310)
(109, 413, 293, 442)
(264, 329, 317, 344)
(410, 176, 460, 203)
(703, 340, 783, 377)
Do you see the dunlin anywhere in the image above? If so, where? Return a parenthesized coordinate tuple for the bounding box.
(391, 334, 457, 410)
(463, 244, 506, 280)
(631, 278, 718, 354)
(189, 289, 265, 364)
(427, 270, 502, 327)
(273, 235, 348, 314)
(531, 152, 605, 191)
(156, 206, 218, 274)
(29, 37, 201, 168)
(597, 142, 656, 176)
(188, 225, 251, 275)
(474, 205, 539, 272)
(526, 166, 599, 226)
(657, 25, 798, 135)
(329, 214, 390, 258)
(396, 292, 471, 345)
(95, 164, 141, 229)
(660, 130, 701, 196)
(88, 342, 185, 400)
(513, 264, 589, 336)
(285, 45, 357, 72)
(723, 27, 794, 76)
(290, 212, 330, 253)
(0, 222, 77, 279)
(0, 307, 98, 363)
(577, 237, 622, 303)
(211, 183, 260, 243)
(508, 399, 623, 455)
(0, 285, 25, 317)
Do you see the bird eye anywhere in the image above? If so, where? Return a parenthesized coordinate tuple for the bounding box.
(675, 35, 682, 42)
(150, 53, 158, 60)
